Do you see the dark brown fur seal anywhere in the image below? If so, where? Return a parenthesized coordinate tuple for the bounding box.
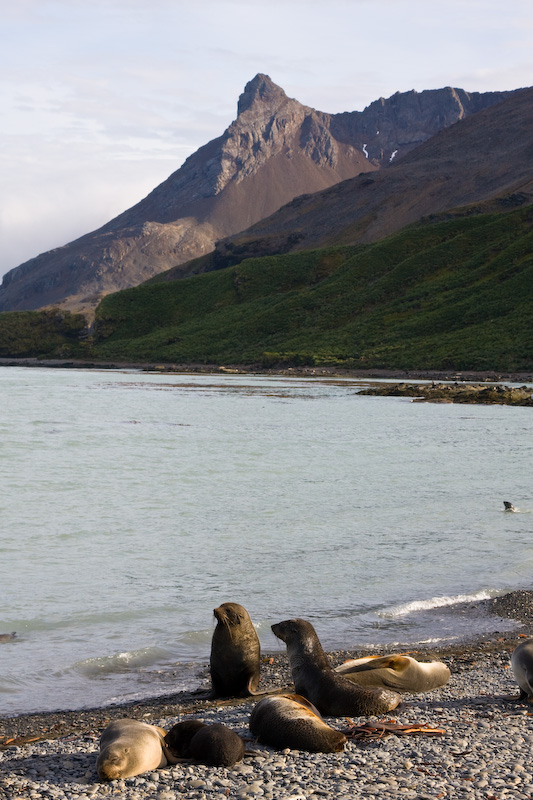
(165, 720, 246, 766)
(271, 618, 401, 716)
(250, 693, 347, 753)
(210, 602, 261, 697)
(511, 638, 533, 701)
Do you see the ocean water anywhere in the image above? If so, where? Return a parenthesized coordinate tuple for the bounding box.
(1, 366, 532, 716)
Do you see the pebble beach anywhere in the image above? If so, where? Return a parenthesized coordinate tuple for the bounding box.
(2, 591, 533, 800)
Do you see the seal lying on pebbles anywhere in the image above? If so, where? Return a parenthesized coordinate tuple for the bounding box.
(96, 718, 168, 780)
(335, 654, 450, 692)
(250, 693, 347, 753)
(164, 720, 246, 766)
(210, 602, 261, 697)
(511, 638, 533, 701)
(271, 618, 401, 716)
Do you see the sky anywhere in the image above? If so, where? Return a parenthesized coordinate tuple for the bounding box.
(1, 0, 532, 280)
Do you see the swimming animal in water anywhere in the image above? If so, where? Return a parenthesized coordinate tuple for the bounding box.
(0, 632, 16, 643)
(334, 654, 450, 692)
(511, 639, 533, 701)
(504, 501, 516, 512)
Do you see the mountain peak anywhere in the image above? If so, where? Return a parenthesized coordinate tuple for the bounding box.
(237, 73, 288, 115)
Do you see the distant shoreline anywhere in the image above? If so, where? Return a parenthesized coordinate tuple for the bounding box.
(1, 357, 532, 384)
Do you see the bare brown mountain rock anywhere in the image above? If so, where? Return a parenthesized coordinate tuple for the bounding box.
(0, 75, 518, 315)
(216, 85, 533, 260)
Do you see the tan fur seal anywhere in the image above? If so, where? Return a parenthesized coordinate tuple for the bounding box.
(250, 693, 347, 753)
(96, 718, 168, 780)
(165, 720, 246, 766)
(0, 632, 16, 643)
(271, 618, 401, 716)
(335, 654, 450, 692)
(511, 638, 533, 701)
(210, 602, 261, 697)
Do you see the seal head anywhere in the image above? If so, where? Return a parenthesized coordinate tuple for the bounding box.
(271, 618, 401, 717)
(210, 602, 261, 697)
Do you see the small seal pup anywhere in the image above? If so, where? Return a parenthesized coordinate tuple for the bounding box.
(210, 602, 261, 697)
(335, 654, 450, 692)
(165, 720, 246, 766)
(96, 718, 168, 780)
(511, 638, 533, 701)
(504, 501, 516, 512)
(271, 618, 401, 716)
(250, 693, 347, 753)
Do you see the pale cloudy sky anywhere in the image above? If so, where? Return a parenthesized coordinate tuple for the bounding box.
(1, 0, 532, 279)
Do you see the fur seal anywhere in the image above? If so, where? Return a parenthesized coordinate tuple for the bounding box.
(334, 654, 450, 692)
(0, 632, 16, 643)
(210, 602, 261, 697)
(511, 639, 533, 701)
(96, 718, 168, 780)
(165, 720, 246, 766)
(250, 693, 347, 753)
(504, 501, 516, 512)
(271, 618, 401, 716)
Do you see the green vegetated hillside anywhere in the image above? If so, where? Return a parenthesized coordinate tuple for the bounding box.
(90, 205, 533, 371)
(0, 309, 87, 358)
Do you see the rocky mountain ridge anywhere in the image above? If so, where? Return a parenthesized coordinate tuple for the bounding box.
(0, 75, 519, 315)
(211, 84, 533, 262)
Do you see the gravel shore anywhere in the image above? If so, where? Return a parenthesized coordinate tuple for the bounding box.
(2, 591, 533, 800)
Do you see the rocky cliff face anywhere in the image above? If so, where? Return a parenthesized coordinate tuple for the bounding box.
(0, 75, 517, 315)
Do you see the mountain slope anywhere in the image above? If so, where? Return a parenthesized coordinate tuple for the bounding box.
(0, 76, 516, 315)
(88, 205, 533, 371)
(213, 85, 533, 261)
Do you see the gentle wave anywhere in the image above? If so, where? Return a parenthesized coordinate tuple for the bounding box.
(71, 646, 170, 678)
(381, 590, 494, 618)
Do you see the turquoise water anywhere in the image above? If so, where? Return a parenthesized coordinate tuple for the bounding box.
(0, 367, 531, 715)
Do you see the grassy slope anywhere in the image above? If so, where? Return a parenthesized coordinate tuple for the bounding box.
(0, 310, 87, 358)
(90, 205, 533, 371)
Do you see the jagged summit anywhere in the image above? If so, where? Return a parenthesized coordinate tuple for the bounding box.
(0, 77, 519, 317)
(237, 73, 289, 115)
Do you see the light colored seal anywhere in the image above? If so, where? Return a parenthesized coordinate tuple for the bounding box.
(335, 654, 450, 692)
(165, 720, 246, 766)
(96, 718, 168, 780)
(210, 602, 261, 697)
(271, 618, 401, 717)
(249, 693, 347, 753)
(511, 638, 533, 701)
